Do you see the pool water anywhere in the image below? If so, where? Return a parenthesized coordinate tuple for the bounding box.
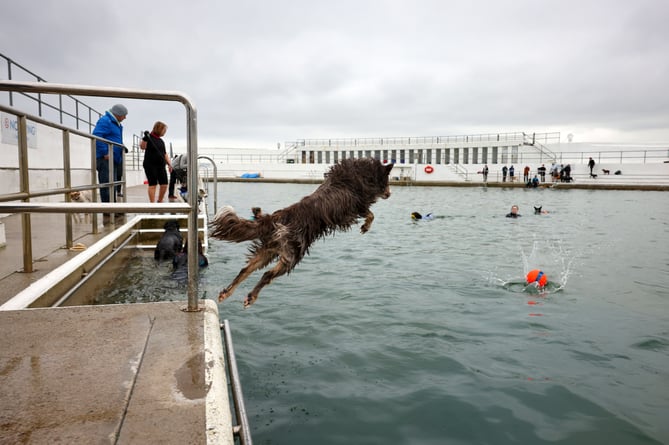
(99, 183, 669, 444)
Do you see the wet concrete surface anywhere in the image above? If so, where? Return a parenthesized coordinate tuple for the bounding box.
(0, 300, 232, 444)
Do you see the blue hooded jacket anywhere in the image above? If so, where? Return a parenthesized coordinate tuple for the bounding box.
(93, 111, 124, 163)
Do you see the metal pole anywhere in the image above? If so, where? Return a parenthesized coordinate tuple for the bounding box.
(223, 320, 253, 445)
(186, 103, 200, 312)
(18, 115, 33, 273)
(63, 129, 74, 248)
(91, 138, 99, 233)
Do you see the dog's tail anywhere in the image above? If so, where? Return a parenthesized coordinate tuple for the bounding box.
(210, 206, 265, 242)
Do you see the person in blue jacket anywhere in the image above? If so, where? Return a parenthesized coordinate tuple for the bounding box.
(93, 104, 127, 208)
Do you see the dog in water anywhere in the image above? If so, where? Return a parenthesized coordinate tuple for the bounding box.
(171, 239, 209, 282)
(210, 158, 394, 307)
(154, 220, 183, 261)
(69, 190, 93, 223)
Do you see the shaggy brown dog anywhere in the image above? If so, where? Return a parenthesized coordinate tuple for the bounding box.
(210, 158, 395, 307)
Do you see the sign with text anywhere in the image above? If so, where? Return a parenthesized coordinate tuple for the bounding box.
(1, 112, 38, 148)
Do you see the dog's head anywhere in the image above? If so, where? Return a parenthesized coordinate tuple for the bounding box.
(164, 220, 180, 232)
(70, 191, 82, 201)
(534, 206, 542, 214)
(327, 159, 395, 200)
(381, 163, 394, 199)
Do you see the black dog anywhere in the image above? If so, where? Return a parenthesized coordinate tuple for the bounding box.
(210, 158, 394, 307)
(171, 239, 209, 282)
(154, 220, 183, 261)
(590, 173, 598, 179)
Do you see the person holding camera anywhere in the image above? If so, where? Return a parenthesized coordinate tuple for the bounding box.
(139, 121, 172, 202)
(168, 153, 188, 202)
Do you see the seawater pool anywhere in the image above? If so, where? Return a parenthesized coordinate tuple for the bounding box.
(97, 183, 669, 444)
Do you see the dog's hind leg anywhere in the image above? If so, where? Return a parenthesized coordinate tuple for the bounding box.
(218, 249, 276, 302)
(360, 210, 375, 234)
(243, 258, 293, 308)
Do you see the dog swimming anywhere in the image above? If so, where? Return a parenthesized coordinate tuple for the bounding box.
(210, 158, 395, 307)
(154, 220, 183, 262)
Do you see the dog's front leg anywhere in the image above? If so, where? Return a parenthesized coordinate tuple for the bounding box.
(360, 211, 374, 234)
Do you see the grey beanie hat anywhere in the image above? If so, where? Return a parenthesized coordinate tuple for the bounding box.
(110, 104, 128, 117)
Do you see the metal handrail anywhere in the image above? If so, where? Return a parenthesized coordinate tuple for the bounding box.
(289, 131, 561, 148)
(197, 155, 218, 214)
(221, 320, 253, 445)
(0, 80, 201, 312)
(1, 53, 103, 131)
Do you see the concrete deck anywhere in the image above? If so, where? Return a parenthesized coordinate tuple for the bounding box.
(0, 300, 233, 444)
(0, 185, 235, 444)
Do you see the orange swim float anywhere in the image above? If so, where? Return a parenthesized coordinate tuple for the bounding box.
(526, 269, 548, 287)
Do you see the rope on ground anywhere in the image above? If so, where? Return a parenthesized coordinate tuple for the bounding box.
(69, 243, 87, 251)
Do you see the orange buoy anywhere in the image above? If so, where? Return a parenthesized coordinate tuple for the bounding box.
(526, 269, 548, 287)
(424, 165, 434, 174)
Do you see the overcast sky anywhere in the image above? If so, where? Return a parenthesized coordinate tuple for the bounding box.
(2, 0, 668, 149)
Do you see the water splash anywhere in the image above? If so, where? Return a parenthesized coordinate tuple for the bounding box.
(496, 238, 581, 295)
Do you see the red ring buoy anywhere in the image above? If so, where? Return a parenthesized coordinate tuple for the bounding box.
(424, 165, 434, 174)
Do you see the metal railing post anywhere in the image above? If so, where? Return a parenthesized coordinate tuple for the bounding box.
(186, 104, 200, 312)
(91, 138, 99, 233)
(63, 129, 74, 248)
(18, 115, 33, 273)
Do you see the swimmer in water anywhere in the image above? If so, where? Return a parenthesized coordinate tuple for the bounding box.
(506, 205, 521, 218)
(411, 211, 435, 221)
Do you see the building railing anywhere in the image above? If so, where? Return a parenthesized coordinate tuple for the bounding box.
(1, 53, 103, 132)
(289, 131, 561, 148)
(0, 81, 201, 311)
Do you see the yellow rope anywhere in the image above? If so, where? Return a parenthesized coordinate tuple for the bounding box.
(69, 242, 87, 251)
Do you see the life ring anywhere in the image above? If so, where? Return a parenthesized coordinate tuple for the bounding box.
(424, 165, 434, 174)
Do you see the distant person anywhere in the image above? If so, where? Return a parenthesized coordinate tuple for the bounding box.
(588, 157, 596, 175)
(550, 162, 559, 182)
(93, 104, 127, 210)
(411, 211, 435, 221)
(509, 165, 515, 182)
(140, 121, 173, 203)
(526, 175, 539, 188)
(502, 165, 508, 182)
(506, 205, 521, 218)
(537, 164, 547, 182)
(523, 165, 530, 183)
(482, 164, 489, 182)
(563, 164, 572, 182)
(168, 154, 188, 202)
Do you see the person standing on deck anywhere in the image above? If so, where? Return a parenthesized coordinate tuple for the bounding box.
(93, 104, 127, 220)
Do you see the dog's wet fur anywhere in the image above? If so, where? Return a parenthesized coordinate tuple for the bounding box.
(154, 220, 183, 261)
(210, 158, 394, 307)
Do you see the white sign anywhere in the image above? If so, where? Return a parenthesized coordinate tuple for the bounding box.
(1, 112, 38, 148)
